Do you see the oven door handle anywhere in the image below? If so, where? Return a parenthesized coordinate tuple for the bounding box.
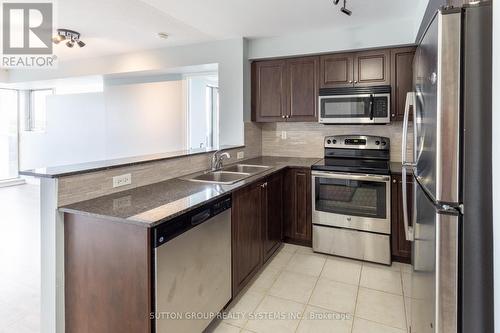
(311, 171, 390, 182)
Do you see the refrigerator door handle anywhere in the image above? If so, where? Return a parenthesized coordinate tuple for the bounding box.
(402, 91, 416, 168)
(402, 167, 414, 242)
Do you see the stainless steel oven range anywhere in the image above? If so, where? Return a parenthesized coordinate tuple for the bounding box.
(311, 135, 391, 264)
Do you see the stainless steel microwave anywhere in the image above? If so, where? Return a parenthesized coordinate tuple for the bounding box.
(318, 86, 391, 124)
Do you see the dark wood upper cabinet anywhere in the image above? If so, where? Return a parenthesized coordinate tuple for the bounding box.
(232, 181, 263, 295)
(391, 47, 416, 121)
(252, 60, 287, 122)
(354, 49, 391, 87)
(319, 53, 354, 88)
(284, 168, 312, 247)
(286, 56, 319, 122)
(391, 174, 413, 263)
(262, 172, 283, 262)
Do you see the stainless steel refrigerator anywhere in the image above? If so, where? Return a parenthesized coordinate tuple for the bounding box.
(402, 2, 493, 333)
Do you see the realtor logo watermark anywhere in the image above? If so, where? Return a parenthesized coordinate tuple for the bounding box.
(1, 0, 56, 68)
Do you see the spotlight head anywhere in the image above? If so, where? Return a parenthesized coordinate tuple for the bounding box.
(333, 0, 340, 4)
(77, 40, 86, 48)
(66, 40, 75, 48)
(341, 6, 352, 15)
(52, 34, 66, 44)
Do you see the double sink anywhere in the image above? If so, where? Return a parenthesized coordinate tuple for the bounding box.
(184, 164, 272, 185)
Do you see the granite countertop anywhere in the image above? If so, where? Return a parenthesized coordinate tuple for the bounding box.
(59, 156, 321, 228)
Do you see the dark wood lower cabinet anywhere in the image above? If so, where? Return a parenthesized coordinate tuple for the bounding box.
(65, 214, 151, 333)
(391, 174, 413, 263)
(283, 168, 312, 247)
(262, 172, 283, 263)
(232, 181, 264, 296)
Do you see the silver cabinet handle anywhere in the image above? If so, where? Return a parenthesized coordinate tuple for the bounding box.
(349, 80, 353, 84)
(402, 167, 414, 242)
(354, 80, 358, 84)
(281, 115, 286, 119)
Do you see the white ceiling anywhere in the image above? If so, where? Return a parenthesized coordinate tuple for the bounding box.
(53, 0, 427, 61)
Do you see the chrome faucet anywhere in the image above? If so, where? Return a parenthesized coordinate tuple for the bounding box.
(211, 150, 231, 171)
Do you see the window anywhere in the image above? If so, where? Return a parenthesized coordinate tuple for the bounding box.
(0, 89, 19, 181)
(25, 89, 53, 132)
(187, 75, 219, 150)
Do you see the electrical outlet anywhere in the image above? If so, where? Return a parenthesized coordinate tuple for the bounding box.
(112, 174, 132, 188)
(281, 131, 287, 140)
(237, 151, 245, 159)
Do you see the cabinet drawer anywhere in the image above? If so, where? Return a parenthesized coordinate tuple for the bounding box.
(312, 225, 391, 264)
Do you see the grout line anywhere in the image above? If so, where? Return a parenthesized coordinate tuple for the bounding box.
(351, 264, 363, 332)
(292, 256, 327, 333)
(352, 316, 407, 332)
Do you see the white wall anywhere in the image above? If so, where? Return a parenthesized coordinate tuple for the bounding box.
(19, 93, 107, 170)
(104, 81, 186, 159)
(19, 80, 187, 170)
(8, 39, 246, 147)
(493, 0, 499, 331)
(187, 75, 218, 149)
(248, 17, 417, 59)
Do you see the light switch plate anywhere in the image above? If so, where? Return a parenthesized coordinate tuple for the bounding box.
(237, 151, 245, 159)
(113, 174, 132, 188)
(281, 131, 287, 140)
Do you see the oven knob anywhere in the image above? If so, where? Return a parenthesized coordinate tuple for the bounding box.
(327, 139, 332, 144)
(347, 217, 351, 222)
(375, 140, 380, 145)
(381, 141, 387, 146)
(332, 139, 337, 144)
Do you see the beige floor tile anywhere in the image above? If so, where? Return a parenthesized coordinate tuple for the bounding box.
(211, 322, 242, 333)
(296, 305, 353, 333)
(360, 265, 403, 295)
(364, 261, 401, 272)
(268, 271, 317, 304)
(281, 243, 300, 254)
(224, 291, 265, 328)
(296, 247, 329, 259)
(268, 250, 294, 270)
(248, 265, 282, 294)
(285, 253, 326, 277)
(244, 295, 305, 333)
(308, 278, 358, 314)
(392, 262, 412, 273)
(352, 317, 406, 333)
(355, 288, 406, 330)
(402, 272, 411, 298)
(321, 257, 362, 286)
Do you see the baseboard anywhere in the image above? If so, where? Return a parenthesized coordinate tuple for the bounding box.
(0, 178, 26, 188)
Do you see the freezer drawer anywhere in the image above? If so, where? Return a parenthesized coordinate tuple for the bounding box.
(313, 225, 391, 264)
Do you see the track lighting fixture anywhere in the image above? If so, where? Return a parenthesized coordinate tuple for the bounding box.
(332, 0, 352, 16)
(52, 29, 86, 48)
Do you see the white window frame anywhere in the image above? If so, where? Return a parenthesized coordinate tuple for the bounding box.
(25, 88, 53, 132)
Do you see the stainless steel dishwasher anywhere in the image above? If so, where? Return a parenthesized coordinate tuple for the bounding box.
(153, 195, 232, 333)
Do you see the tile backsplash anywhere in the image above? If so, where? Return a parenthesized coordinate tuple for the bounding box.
(261, 122, 413, 162)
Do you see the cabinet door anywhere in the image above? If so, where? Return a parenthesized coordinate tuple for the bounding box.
(252, 60, 287, 122)
(286, 57, 319, 122)
(262, 173, 283, 262)
(391, 47, 416, 121)
(354, 49, 391, 87)
(232, 182, 263, 295)
(391, 175, 413, 263)
(319, 53, 354, 88)
(284, 168, 312, 246)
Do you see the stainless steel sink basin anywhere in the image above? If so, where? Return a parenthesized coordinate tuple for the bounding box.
(222, 164, 271, 174)
(184, 164, 272, 185)
(186, 171, 251, 185)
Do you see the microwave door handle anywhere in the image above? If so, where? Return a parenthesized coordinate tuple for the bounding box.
(402, 92, 416, 168)
(369, 94, 374, 120)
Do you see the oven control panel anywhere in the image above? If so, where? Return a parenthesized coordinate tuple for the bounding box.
(324, 135, 390, 150)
